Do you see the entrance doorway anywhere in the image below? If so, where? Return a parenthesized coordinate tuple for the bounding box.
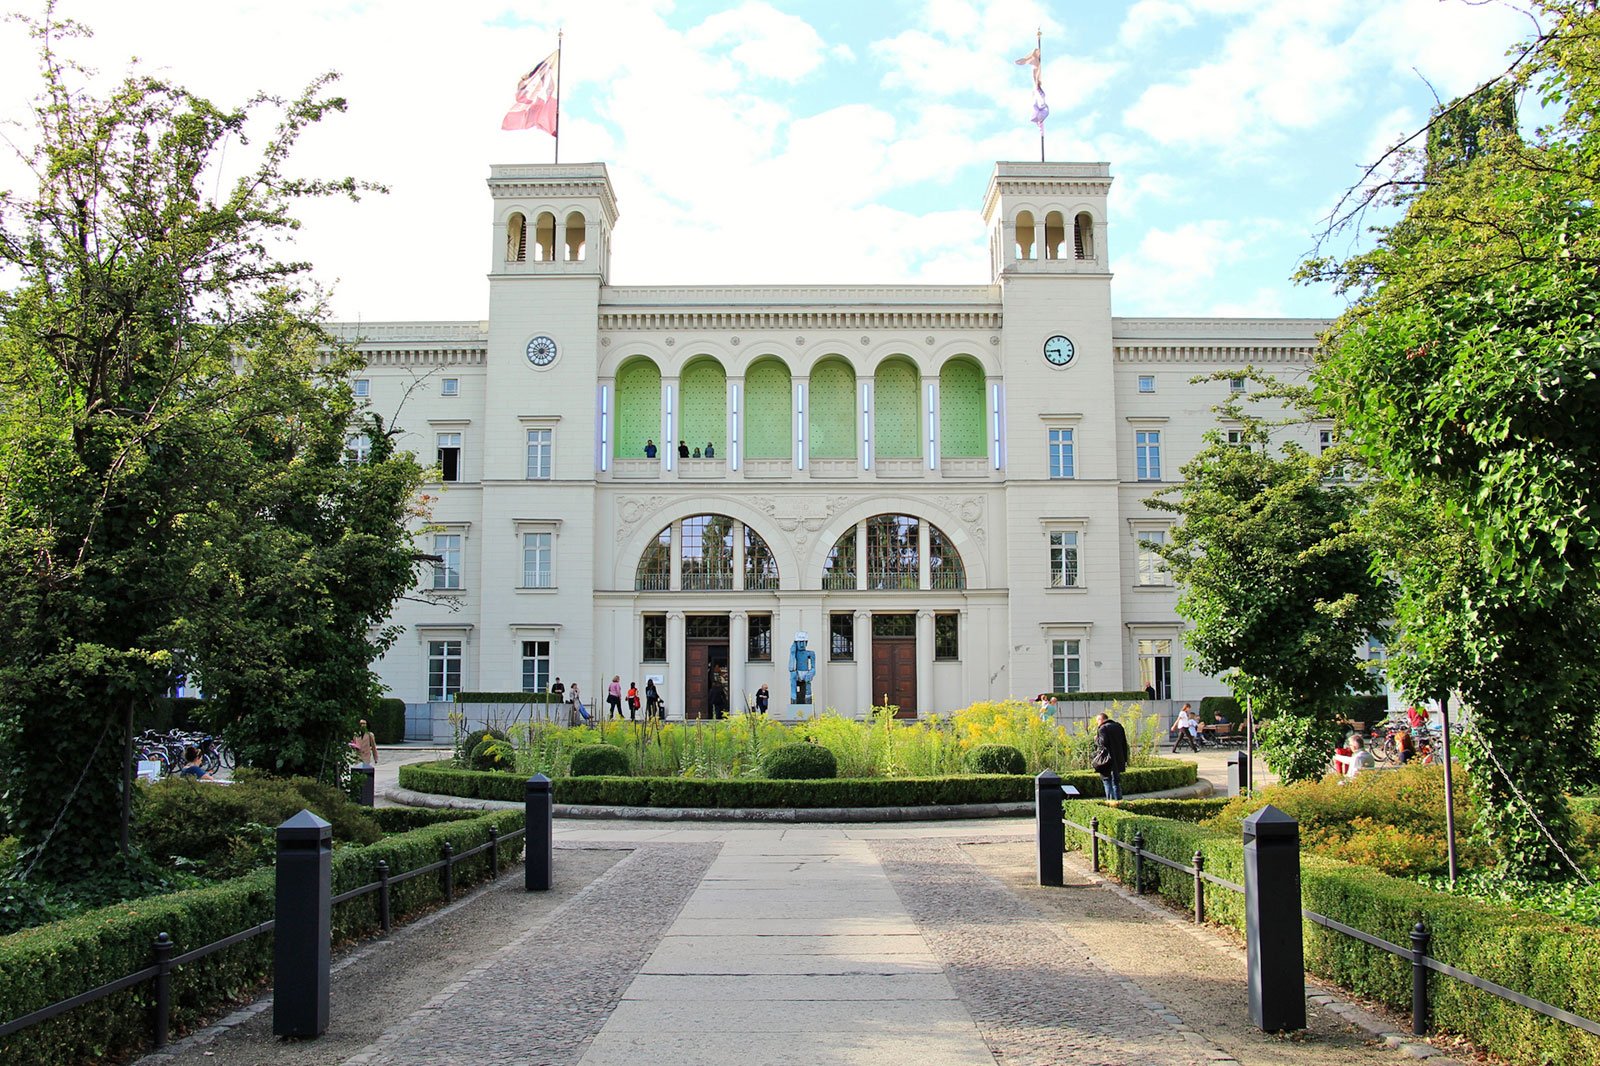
(871, 613, 917, 718)
(685, 614, 730, 720)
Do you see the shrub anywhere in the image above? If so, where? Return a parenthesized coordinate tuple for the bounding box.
(457, 727, 508, 765)
(137, 773, 382, 881)
(569, 745, 631, 777)
(371, 807, 477, 833)
(760, 743, 838, 780)
(965, 744, 1026, 775)
(453, 691, 562, 703)
(469, 735, 516, 772)
(1198, 696, 1242, 724)
(370, 698, 407, 744)
(1255, 712, 1348, 784)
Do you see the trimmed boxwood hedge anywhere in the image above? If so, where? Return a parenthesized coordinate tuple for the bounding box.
(370, 697, 407, 744)
(0, 808, 524, 1066)
(452, 691, 562, 704)
(1048, 691, 1148, 702)
(1063, 801, 1600, 1066)
(397, 759, 1196, 807)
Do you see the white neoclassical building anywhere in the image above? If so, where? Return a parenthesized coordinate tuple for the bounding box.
(345, 159, 1328, 724)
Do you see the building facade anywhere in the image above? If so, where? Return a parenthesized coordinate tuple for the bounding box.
(345, 160, 1328, 721)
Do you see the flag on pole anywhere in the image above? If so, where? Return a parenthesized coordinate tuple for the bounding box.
(502, 50, 560, 134)
(1014, 46, 1049, 132)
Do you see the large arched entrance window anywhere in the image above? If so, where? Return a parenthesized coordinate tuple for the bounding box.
(818, 514, 968, 591)
(633, 514, 781, 592)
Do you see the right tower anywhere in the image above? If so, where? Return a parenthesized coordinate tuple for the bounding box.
(985, 162, 1126, 697)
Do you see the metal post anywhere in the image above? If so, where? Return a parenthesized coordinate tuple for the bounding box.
(489, 824, 501, 879)
(1228, 751, 1253, 797)
(1438, 695, 1458, 886)
(352, 765, 375, 807)
(1193, 850, 1206, 924)
(1090, 816, 1100, 873)
(526, 773, 554, 891)
(1133, 831, 1146, 894)
(1410, 922, 1431, 1036)
(442, 841, 455, 903)
(377, 860, 391, 934)
(1035, 770, 1064, 887)
(274, 810, 332, 1039)
(1243, 805, 1306, 1033)
(152, 932, 173, 1049)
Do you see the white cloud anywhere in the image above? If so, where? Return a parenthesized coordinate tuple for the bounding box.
(1113, 219, 1281, 314)
(687, 2, 830, 83)
(1120, 0, 1195, 47)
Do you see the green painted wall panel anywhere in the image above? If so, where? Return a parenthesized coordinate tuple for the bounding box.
(744, 359, 791, 459)
(809, 359, 856, 459)
(615, 359, 661, 459)
(939, 358, 987, 458)
(681, 359, 726, 455)
(874, 358, 920, 459)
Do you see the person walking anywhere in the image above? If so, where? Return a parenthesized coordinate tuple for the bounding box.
(568, 682, 590, 726)
(351, 719, 378, 768)
(1093, 712, 1131, 800)
(607, 675, 624, 720)
(645, 678, 661, 719)
(1170, 705, 1200, 753)
(754, 683, 769, 714)
(626, 681, 641, 720)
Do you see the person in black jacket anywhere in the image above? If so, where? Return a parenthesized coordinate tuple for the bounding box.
(1093, 712, 1130, 800)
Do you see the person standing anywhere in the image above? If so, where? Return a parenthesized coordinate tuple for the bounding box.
(704, 441, 715, 458)
(607, 675, 624, 720)
(645, 678, 661, 719)
(626, 681, 641, 720)
(644, 439, 658, 459)
(755, 683, 769, 714)
(352, 719, 378, 768)
(1092, 712, 1130, 800)
(677, 441, 690, 459)
(550, 676, 565, 707)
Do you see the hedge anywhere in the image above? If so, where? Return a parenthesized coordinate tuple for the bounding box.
(370, 697, 407, 744)
(452, 691, 562, 704)
(398, 759, 1197, 807)
(1062, 801, 1600, 1066)
(0, 808, 524, 1066)
(1045, 691, 1148, 702)
(371, 806, 479, 833)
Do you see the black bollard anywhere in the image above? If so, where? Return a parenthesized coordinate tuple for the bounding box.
(1243, 805, 1305, 1033)
(274, 809, 332, 1038)
(1035, 770, 1065, 886)
(1227, 751, 1253, 797)
(525, 773, 553, 891)
(351, 765, 375, 806)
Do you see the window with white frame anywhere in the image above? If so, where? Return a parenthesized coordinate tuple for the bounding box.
(437, 432, 462, 482)
(1049, 531, 1081, 588)
(1048, 428, 1075, 479)
(1051, 639, 1082, 693)
(1229, 376, 1246, 394)
(427, 640, 462, 701)
(1138, 638, 1173, 699)
(344, 433, 370, 464)
(521, 640, 551, 693)
(442, 377, 460, 397)
(353, 378, 370, 398)
(1318, 429, 1334, 454)
(432, 533, 462, 590)
(1136, 529, 1169, 586)
(1224, 428, 1245, 447)
(523, 532, 552, 588)
(526, 428, 552, 479)
(1137, 374, 1156, 394)
(1135, 430, 1162, 481)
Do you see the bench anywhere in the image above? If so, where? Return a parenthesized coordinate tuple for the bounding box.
(1203, 722, 1242, 746)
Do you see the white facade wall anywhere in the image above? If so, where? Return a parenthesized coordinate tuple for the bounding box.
(353, 161, 1328, 720)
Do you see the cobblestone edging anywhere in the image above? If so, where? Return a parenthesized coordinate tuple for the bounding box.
(874, 837, 1232, 1065)
(345, 841, 720, 1066)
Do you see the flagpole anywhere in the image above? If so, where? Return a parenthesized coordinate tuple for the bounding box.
(1037, 29, 1045, 163)
(554, 29, 563, 164)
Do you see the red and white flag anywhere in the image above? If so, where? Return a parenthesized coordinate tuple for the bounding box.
(502, 50, 560, 134)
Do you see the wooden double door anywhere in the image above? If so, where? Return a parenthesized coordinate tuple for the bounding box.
(685, 615, 731, 720)
(871, 614, 917, 718)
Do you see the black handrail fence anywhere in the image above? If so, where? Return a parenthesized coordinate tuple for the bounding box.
(0, 821, 528, 1051)
(1064, 814, 1600, 1041)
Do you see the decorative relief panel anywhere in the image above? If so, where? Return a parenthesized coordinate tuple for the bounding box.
(934, 494, 987, 547)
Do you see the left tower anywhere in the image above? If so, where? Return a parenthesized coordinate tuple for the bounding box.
(478, 164, 620, 696)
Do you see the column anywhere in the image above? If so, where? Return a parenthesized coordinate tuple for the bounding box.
(917, 520, 931, 590)
(669, 521, 682, 591)
(1034, 217, 1046, 260)
(730, 610, 747, 714)
(666, 611, 686, 721)
(855, 520, 868, 591)
(732, 522, 746, 591)
(855, 608, 873, 714)
(916, 609, 935, 718)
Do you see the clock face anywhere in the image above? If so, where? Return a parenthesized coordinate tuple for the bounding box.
(525, 335, 558, 367)
(1043, 335, 1076, 367)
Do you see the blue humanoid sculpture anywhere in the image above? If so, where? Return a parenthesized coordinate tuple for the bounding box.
(788, 633, 816, 705)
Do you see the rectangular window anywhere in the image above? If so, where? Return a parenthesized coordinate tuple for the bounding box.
(748, 614, 772, 661)
(642, 615, 666, 661)
(1137, 530, 1169, 586)
(1135, 430, 1162, 481)
(522, 532, 552, 588)
(1048, 428, 1075, 479)
(427, 639, 462, 701)
(344, 433, 370, 464)
(1229, 376, 1246, 394)
(829, 613, 855, 661)
(1224, 429, 1245, 447)
(1051, 639, 1082, 694)
(1139, 639, 1173, 700)
(437, 432, 462, 482)
(521, 640, 551, 693)
(1049, 531, 1080, 588)
(526, 428, 552, 479)
(442, 377, 460, 397)
(353, 378, 370, 398)
(432, 533, 462, 590)
(934, 612, 959, 660)
(1318, 429, 1334, 454)
(1137, 374, 1156, 394)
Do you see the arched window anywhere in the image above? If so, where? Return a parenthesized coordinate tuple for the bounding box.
(874, 357, 920, 459)
(634, 515, 782, 592)
(506, 212, 527, 262)
(929, 525, 966, 590)
(744, 358, 792, 459)
(1044, 211, 1066, 261)
(615, 357, 661, 459)
(534, 211, 556, 262)
(636, 527, 670, 590)
(1074, 212, 1095, 260)
(745, 526, 778, 590)
(680, 358, 727, 457)
(1015, 210, 1036, 260)
(867, 515, 919, 589)
(681, 514, 733, 590)
(938, 357, 986, 459)
(565, 211, 586, 262)
(809, 357, 857, 459)
(822, 529, 856, 589)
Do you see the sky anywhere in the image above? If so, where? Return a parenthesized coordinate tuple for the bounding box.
(0, 0, 1542, 323)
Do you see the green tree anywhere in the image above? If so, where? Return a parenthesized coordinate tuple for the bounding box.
(0, 12, 419, 885)
(1305, 1, 1600, 877)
